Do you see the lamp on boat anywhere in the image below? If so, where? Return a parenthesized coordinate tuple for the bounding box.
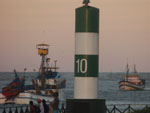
(36, 43, 49, 56)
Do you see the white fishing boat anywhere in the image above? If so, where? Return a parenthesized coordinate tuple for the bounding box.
(0, 43, 66, 104)
(119, 64, 145, 91)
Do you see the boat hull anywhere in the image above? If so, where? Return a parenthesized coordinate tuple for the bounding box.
(119, 81, 145, 91)
(2, 77, 24, 99)
(0, 92, 53, 104)
(0, 88, 64, 104)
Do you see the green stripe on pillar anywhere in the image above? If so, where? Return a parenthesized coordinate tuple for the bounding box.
(75, 55, 98, 77)
(75, 6, 99, 33)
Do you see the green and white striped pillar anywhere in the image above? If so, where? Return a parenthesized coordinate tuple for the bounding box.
(74, 5, 99, 99)
(66, 3, 105, 113)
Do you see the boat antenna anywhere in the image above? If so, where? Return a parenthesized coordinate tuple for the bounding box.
(126, 58, 129, 81)
(33, 69, 36, 72)
(24, 68, 27, 76)
(46, 58, 51, 71)
(54, 60, 57, 72)
(14, 69, 18, 78)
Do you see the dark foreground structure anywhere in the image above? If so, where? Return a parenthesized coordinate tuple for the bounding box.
(0, 104, 150, 113)
(66, 99, 105, 113)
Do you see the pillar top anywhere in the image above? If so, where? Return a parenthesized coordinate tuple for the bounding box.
(83, 0, 90, 5)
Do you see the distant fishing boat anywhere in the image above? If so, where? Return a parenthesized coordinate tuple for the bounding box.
(119, 64, 145, 91)
(0, 43, 66, 104)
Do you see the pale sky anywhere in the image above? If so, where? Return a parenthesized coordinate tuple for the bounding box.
(0, 0, 149, 72)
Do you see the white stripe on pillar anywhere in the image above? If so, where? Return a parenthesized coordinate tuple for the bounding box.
(74, 77, 98, 99)
(75, 33, 99, 55)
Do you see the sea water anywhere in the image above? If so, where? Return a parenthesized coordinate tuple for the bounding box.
(0, 72, 150, 108)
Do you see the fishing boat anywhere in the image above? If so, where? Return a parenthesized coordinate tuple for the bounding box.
(0, 70, 25, 104)
(24, 44, 66, 95)
(119, 64, 145, 91)
(0, 43, 66, 104)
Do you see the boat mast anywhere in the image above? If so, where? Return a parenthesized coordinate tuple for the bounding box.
(133, 64, 137, 75)
(40, 56, 46, 88)
(37, 44, 49, 89)
(126, 61, 129, 81)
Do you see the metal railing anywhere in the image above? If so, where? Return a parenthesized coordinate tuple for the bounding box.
(0, 104, 150, 113)
(106, 104, 150, 113)
(0, 105, 29, 113)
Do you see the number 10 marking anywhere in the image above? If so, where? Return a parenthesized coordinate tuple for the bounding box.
(76, 59, 87, 73)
